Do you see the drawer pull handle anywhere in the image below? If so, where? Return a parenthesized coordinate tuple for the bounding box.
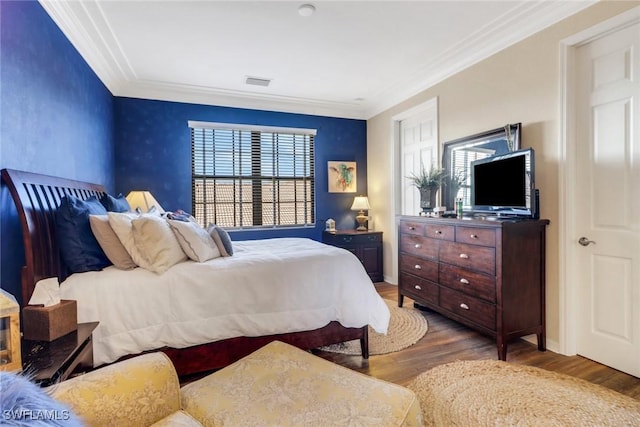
(459, 253, 469, 259)
(414, 285, 422, 291)
(414, 265, 422, 270)
(435, 230, 442, 235)
(460, 278, 470, 285)
(408, 226, 416, 231)
(470, 234, 478, 239)
(414, 244, 421, 249)
(460, 303, 470, 310)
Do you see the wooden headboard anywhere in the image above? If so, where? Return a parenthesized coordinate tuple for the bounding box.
(1, 168, 106, 305)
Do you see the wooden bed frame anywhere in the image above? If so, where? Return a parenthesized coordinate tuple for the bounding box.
(2, 168, 368, 377)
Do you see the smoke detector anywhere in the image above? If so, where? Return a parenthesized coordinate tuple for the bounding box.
(298, 4, 316, 17)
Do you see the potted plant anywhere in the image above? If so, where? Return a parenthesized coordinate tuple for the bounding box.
(408, 165, 445, 212)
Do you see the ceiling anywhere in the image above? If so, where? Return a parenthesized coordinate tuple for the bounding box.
(40, 1, 595, 119)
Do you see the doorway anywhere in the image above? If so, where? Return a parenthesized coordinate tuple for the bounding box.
(388, 98, 438, 284)
(561, 7, 640, 377)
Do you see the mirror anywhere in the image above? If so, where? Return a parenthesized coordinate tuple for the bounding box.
(441, 123, 521, 210)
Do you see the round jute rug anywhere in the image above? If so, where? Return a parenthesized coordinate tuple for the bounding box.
(320, 299, 428, 355)
(408, 360, 640, 426)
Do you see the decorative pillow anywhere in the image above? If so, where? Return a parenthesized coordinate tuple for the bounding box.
(107, 211, 156, 270)
(89, 215, 137, 270)
(207, 224, 233, 256)
(165, 209, 198, 223)
(56, 195, 111, 273)
(99, 193, 130, 212)
(168, 220, 220, 262)
(131, 216, 187, 274)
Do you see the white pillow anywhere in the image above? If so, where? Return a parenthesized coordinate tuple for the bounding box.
(168, 219, 220, 262)
(131, 216, 187, 274)
(107, 211, 161, 271)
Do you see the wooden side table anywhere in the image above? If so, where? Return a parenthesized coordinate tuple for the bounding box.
(22, 321, 98, 386)
(323, 230, 383, 282)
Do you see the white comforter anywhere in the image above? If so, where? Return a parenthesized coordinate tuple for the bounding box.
(60, 238, 390, 366)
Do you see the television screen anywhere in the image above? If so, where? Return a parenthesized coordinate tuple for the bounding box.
(471, 148, 535, 217)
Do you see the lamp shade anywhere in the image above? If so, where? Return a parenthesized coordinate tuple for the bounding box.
(350, 196, 370, 211)
(125, 191, 165, 213)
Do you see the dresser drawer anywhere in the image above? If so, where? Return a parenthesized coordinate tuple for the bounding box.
(456, 226, 496, 247)
(439, 263, 496, 303)
(439, 242, 495, 275)
(399, 221, 425, 236)
(440, 287, 496, 331)
(424, 224, 455, 241)
(399, 234, 438, 260)
(323, 231, 381, 246)
(400, 254, 438, 282)
(399, 273, 439, 306)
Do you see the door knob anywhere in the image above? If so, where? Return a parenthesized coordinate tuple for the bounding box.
(578, 237, 596, 246)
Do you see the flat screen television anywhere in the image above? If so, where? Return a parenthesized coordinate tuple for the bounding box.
(470, 148, 535, 218)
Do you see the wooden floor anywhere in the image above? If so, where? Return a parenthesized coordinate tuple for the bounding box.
(311, 283, 640, 400)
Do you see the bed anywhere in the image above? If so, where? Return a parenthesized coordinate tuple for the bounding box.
(2, 168, 389, 377)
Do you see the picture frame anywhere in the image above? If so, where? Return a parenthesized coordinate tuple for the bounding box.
(328, 161, 357, 193)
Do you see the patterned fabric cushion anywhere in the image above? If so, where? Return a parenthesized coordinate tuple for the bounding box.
(181, 341, 423, 426)
(150, 411, 202, 427)
(48, 352, 182, 427)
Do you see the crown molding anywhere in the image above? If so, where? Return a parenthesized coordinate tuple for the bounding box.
(39, 0, 595, 120)
(362, 0, 596, 118)
(119, 79, 368, 119)
(39, 0, 135, 89)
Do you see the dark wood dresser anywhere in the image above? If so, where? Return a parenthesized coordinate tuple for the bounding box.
(323, 230, 383, 282)
(398, 216, 549, 360)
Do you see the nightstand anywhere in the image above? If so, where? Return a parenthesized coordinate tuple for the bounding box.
(22, 321, 98, 386)
(323, 230, 383, 282)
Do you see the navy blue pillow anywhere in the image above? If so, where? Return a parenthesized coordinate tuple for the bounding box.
(56, 195, 111, 273)
(99, 193, 130, 212)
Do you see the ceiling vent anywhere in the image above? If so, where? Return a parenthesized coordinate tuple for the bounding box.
(246, 76, 272, 87)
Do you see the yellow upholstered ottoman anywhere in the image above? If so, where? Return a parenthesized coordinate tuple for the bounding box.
(182, 340, 423, 426)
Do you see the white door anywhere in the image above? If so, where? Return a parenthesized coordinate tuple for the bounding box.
(400, 107, 438, 215)
(574, 22, 640, 377)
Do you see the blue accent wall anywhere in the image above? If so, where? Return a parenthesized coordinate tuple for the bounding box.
(114, 97, 367, 241)
(0, 1, 114, 304)
(0, 0, 367, 304)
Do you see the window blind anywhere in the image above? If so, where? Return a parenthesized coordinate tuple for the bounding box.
(190, 122, 316, 229)
(452, 147, 493, 206)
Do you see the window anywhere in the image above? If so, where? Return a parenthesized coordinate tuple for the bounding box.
(189, 121, 316, 229)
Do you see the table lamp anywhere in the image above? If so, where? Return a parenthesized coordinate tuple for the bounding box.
(126, 191, 165, 213)
(351, 196, 370, 231)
